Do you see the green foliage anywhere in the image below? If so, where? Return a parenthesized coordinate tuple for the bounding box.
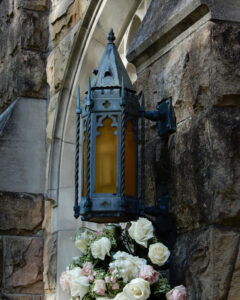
(153, 276, 171, 295)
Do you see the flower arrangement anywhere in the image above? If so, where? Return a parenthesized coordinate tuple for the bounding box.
(60, 218, 187, 300)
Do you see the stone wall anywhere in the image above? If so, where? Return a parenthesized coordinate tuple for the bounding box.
(0, 0, 48, 299)
(0, 192, 44, 299)
(0, 0, 48, 113)
(128, 0, 240, 299)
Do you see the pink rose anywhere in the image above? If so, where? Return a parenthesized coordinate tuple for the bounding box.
(93, 279, 107, 296)
(60, 272, 70, 294)
(139, 265, 159, 284)
(166, 285, 187, 300)
(112, 283, 120, 290)
(82, 262, 93, 276)
(97, 230, 103, 235)
(88, 275, 94, 282)
(105, 276, 111, 283)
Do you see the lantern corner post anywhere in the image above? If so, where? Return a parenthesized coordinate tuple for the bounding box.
(74, 85, 81, 219)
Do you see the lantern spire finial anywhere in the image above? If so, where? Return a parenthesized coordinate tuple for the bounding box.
(107, 28, 116, 43)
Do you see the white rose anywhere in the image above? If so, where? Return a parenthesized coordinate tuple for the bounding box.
(123, 278, 150, 300)
(67, 267, 89, 299)
(148, 242, 170, 266)
(75, 231, 91, 254)
(75, 238, 87, 254)
(128, 218, 154, 248)
(114, 292, 130, 300)
(110, 251, 146, 282)
(91, 237, 111, 260)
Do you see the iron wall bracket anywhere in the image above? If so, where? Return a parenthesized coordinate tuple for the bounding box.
(144, 97, 176, 137)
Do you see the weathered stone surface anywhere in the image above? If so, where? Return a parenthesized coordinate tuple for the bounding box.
(171, 227, 240, 300)
(0, 237, 2, 292)
(5, 237, 43, 294)
(0, 192, 43, 235)
(0, 49, 46, 112)
(1, 296, 33, 300)
(49, 0, 88, 46)
(127, 0, 240, 65)
(20, 10, 48, 52)
(169, 107, 240, 230)
(136, 22, 240, 130)
(44, 234, 57, 293)
(15, 0, 48, 11)
(47, 25, 78, 95)
(0, 0, 48, 113)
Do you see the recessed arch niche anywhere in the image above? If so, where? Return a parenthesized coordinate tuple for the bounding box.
(46, 0, 150, 298)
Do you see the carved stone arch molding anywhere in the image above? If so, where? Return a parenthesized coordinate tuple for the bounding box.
(46, 0, 149, 298)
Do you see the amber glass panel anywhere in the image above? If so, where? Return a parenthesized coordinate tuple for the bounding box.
(125, 120, 136, 197)
(95, 117, 117, 194)
(83, 129, 87, 196)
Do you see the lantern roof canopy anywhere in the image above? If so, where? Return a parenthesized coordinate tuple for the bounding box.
(91, 29, 134, 91)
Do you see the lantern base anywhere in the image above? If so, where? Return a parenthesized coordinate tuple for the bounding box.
(81, 212, 138, 223)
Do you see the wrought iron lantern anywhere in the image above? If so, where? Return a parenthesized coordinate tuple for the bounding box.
(74, 29, 176, 224)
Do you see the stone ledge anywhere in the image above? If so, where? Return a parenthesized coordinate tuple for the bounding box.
(127, 0, 240, 67)
(0, 98, 47, 194)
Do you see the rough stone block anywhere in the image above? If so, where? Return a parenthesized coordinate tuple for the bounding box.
(0, 49, 47, 112)
(169, 107, 240, 230)
(20, 10, 48, 52)
(2, 296, 33, 300)
(0, 192, 43, 235)
(0, 237, 2, 292)
(49, 0, 88, 46)
(47, 24, 79, 95)
(0, 0, 48, 113)
(136, 22, 240, 128)
(4, 237, 43, 294)
(171, 227, 240, 300)
(15, 0, 48, 11)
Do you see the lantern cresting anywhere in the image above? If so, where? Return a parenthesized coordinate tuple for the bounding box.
(74, 29, 176, 224)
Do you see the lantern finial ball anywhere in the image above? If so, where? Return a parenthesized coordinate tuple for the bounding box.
(108, 28, 116, 43)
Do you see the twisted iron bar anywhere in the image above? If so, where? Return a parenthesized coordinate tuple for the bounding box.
(140, 86, 145, 215)
(120, 79, 126, 207)
(74, 86, 81, 218)
(84, 78, 92, 212)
